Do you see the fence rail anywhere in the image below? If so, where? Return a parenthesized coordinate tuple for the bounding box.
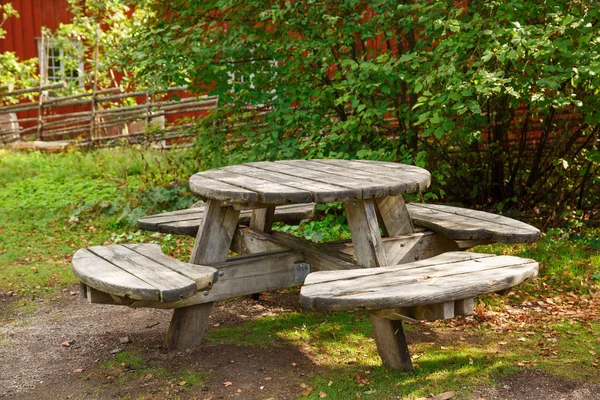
(0, 83, 218, 146)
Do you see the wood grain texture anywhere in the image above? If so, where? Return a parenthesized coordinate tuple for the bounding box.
(190, 200, 240, 265)
(72, 244, 217, 303)
(198, 168, 314, 204)
(323, 231, 460, 266)
(189, 160, 430, 204)
(407, 203, 541, 243)
(344, 199, 388, 268)
(376, 195, 415, 237)
(164, 303, 213, 350)
(300, 252, 539, 311)
(250, 206, 276, 233)
(168, 199, 241, 349)
(369, 315, 414, 371)
(138, 203, 315, 237)
(118, 251, 306, 309)
(225, 163, 356, 203)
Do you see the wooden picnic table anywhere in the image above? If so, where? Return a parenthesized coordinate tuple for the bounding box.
(73, 159, 539, 372)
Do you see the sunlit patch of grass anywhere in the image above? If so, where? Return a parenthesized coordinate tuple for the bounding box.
(0, 148, 197, 296)
(203, 306, 599, 399)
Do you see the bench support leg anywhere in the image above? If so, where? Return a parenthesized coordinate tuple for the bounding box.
(165, 303, 214, 349)
(370, 314, 414, 372)
(165, 200, 240, 349)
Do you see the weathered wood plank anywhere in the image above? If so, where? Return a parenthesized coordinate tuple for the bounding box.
(407, 203, 541, 243)
(250, 206, 276, 233)
(189, 174, 259, 203)
(300, 252, 539, 311)
(85, 245, 198, 303)
(167, 200, 241, 349)
(355, 160, 431, 191)
(412, 302, 455, 320)
(454, 298, 474, 316)
(369, 315, 414, 372)
(226, 163, 357, 203)
(271, 161, 387, 199)
(164, 303, 214, 350)
(138, 203, 315, 237)
(284, 160, 399, 198)
(231, 228, 291, 255)
(315, 159, 430, 194)
(125, 251, 305, 309)
(376, 194, 415, 237)
(123, 244, 216, 291)
(323, 231, 461, 267)
(344, 199, 388, 268)
(196, 168, 314, 204)
(72, 248, 160, 301)
(190, 200, 240, 265)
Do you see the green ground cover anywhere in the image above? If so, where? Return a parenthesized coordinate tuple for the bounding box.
(0, 148, 598, 399)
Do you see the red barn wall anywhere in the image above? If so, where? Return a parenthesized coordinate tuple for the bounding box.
(0, 0, 72, 61)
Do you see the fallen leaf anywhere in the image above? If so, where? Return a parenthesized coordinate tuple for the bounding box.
(328, 380, 333, 386)
(223, 381, 233, 387)
(518, 337, 526, 342)
(292, 362, 297, 367)
(265, 377, 272, 381)
(72, 368, 83, 373)
(179, 381, 187, 386)
(61, 341, 72, 347)
(469, 358, 473, 365)
(431, 391, 455, 400)
(319, 392, 327, 398)
(237, 388, 243, 393)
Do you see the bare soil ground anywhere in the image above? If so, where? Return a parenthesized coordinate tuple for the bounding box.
(1, 287, 599, 400)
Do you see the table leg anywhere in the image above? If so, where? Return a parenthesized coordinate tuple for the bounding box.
(250, 206, 276, 234)
(369, 314, 414, 371)
(344, 198, 414, 371)
(249, 206, 276, 299)
(164, 199, 240, 349)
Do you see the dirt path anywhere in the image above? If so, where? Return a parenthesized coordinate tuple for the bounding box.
(1, 288, 599, 399)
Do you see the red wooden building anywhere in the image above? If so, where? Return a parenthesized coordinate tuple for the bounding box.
(0, 0, 72, 71)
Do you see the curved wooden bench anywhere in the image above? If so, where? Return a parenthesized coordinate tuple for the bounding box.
(137, 203, 316, 236)
(300, 251, 538, 371)
(138, 203, 540, 247)
(73, 244, 217, 303)
(406, 203, 540, 244)
(300, 251, 538, 313)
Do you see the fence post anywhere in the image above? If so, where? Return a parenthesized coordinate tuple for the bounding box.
(89, 23, 100, 145)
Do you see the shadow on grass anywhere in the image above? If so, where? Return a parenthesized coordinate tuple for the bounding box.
(203, 310, 528, 399)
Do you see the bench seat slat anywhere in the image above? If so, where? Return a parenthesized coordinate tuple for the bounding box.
(123, 244, 216, 291)
(73, 248, 161, 301)
(72, 244, 217, 303)
(407, 203, 540, 243)
(300, 252, 538, 311)
(137, 203, 315, 237)
(87, 245, 198, 302)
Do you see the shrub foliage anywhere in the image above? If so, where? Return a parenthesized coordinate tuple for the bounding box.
(122, 0, 599, 218)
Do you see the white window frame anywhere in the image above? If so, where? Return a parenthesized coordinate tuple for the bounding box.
(37, 38, 84, 87)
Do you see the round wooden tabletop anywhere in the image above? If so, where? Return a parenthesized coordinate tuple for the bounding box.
(189, 159, 431, 205)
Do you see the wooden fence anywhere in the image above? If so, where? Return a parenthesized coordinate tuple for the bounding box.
(0, 83, 218, 146)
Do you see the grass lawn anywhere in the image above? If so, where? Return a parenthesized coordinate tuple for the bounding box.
(0, 148, 598, 399)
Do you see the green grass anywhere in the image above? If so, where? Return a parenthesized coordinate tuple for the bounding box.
(0, 148, 196, 298)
